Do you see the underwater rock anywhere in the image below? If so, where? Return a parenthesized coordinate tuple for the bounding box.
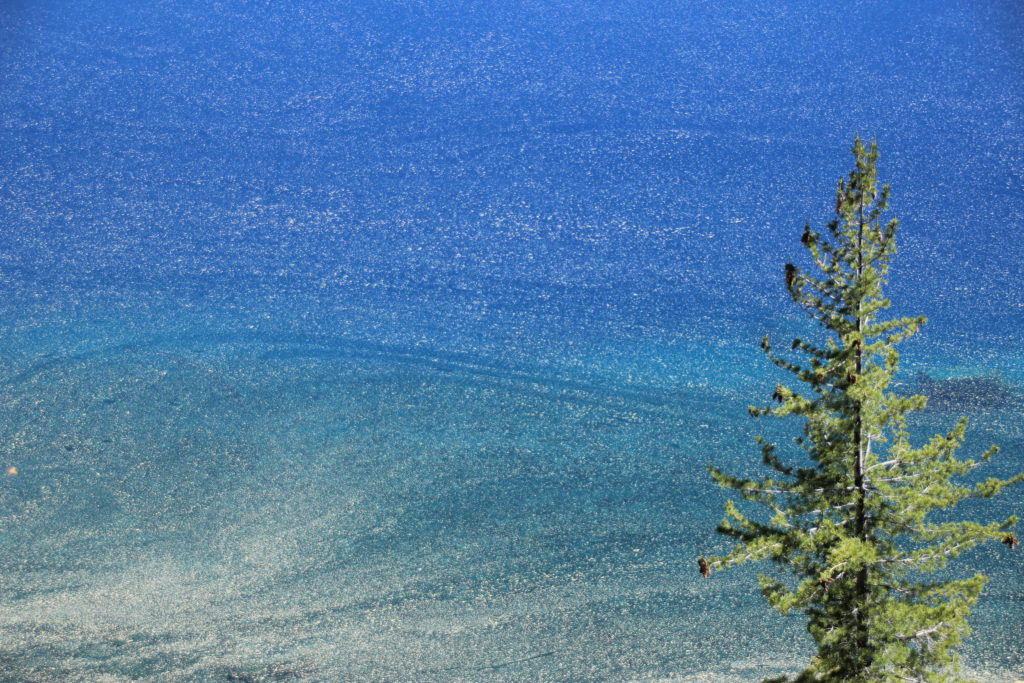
(913, 372, 1020, 412)
(223, 664, 305, 682)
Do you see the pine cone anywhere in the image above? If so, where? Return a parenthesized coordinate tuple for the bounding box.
(698, 557, 711, 578)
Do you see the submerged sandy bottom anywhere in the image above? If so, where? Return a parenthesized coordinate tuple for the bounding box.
(0, 313, 1020, 681)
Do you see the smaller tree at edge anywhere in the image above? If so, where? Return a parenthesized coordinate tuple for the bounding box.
(702, 137, 1023, 682)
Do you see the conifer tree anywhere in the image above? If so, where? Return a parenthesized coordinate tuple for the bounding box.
(701, 137, 1023, 682)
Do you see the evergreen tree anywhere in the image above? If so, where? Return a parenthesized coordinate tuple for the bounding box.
(701, 137, 1023, 682)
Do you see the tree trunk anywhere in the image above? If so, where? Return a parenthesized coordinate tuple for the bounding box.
(852, 194, 870, 670)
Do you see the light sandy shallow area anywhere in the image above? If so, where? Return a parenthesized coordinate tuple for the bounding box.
(1, 308, 1021, 681)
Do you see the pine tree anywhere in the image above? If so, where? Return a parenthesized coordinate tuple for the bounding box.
(701, 137, 1023, 682)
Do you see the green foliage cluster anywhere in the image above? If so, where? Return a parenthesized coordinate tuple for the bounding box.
(703, 138, 1023, 682)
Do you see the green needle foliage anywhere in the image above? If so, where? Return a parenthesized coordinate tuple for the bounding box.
(702, 137, 1023, 682)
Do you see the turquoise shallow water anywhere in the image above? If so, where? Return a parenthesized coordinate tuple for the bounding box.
(2, 0, 1023, 679)
(0, 294, 1020, 681)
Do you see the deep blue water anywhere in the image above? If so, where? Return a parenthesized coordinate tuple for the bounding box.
(1, 0, 1022, 680)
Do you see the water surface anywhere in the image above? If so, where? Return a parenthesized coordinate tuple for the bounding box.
(1, 0, 1022, 680)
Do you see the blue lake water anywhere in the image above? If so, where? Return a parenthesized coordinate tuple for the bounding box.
(1, 0, 1022, 680)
